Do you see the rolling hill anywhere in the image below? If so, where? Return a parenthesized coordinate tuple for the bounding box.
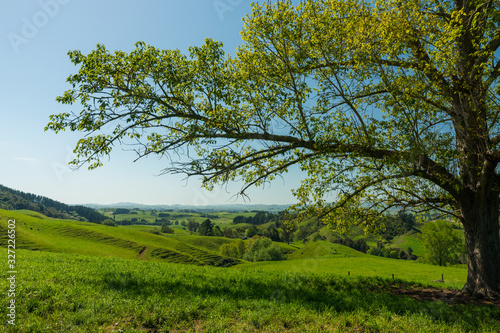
(0, 184, 106, 222)
(0, 209, 234, 266)
(1, 209, 494, 332)
(0, 209, 466, 286)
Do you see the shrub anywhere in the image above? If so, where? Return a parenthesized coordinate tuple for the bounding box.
(161, 225, 174, 234)
(102, 219, 117, 227)
(312, 233, 322, 242)
(220, 239, 246, 259)
(245, 226, 259, 237)
(150, 228, 161, 235)
(332, 237, 370, 253)
(243, 238, 284, 262)
(213, 258, 239, 267)
(368, 247, 383, 256)
(389, 250, 399, 259)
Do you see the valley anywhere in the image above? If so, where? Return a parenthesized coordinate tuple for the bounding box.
(1, 208, 498, 332)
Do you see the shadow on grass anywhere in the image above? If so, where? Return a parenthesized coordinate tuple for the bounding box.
(101, 268, 500, 329)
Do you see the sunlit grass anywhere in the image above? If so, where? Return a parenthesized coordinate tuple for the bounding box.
(1, 209, 498, 331)
(0, 210, 230, 265)
(393, 233, 426, 256)
(244, 256, 467, 289)
(1, 249, 498, 332)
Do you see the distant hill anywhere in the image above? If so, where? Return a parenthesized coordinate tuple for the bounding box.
(0, 184, 106, 223)
(84, 202, 291, 212)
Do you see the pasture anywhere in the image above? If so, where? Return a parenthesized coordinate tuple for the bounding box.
(1, 209, 498, 332)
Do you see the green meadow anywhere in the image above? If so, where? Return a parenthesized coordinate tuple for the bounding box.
(106, 209, 255, 229)
(1, 209, 499, 332)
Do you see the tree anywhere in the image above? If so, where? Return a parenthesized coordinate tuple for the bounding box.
(220, 239, 246, 259)
(232, 215, 246, 225)
(186, 218, 198, 235)
(295, 224, 312, 241)
(199, 219, 214, 236)
(267, 226, 281, 242)
(46, 0, 500, 298)
(103, 219, 117, 227)
(220, 242, 239, 258)
(399, 212, 416, 232)
(279, 222, 296, 246)
(113, 208, 130, 215)
(243, 237, 284, 262)
(161, 222, 174, 234)
(214, 225, 223, 237)
(245, 226, 259, 238)
(420, 220, 464, 266)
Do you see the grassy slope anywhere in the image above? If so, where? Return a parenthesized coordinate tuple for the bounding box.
(1, 249, 499, 332)
(0, 209, 231, 265)
(2, 209, 498, 332)
(392, 233, 426, 256)
(1, 209, 466, 287)
(243, 241, 467, 289)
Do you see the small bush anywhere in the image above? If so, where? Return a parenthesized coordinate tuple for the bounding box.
(161, 223, 174, 234)
(213, 258, 239, 267)
(332, 237, 369, 253)
(220, 239, 246, 259)
(150, 228, 162, 235)
(102, 219, 117, 227)
(368, 247, 383, 256)
(243, 238, 284, 262)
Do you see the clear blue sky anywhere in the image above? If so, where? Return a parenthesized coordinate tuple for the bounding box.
(0, 0, 302, 206)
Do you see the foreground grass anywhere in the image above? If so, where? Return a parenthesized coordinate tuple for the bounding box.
(2, 249, 499, 332)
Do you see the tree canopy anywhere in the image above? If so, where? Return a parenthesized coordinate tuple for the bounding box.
(47, 0, 500, 298)
(420, 220, 464, 266)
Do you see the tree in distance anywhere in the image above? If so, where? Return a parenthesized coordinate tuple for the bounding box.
(198, 219, 214, 236)
(186, 218, 199, 235)
(46, 0, 500, 298)
(161, 223, 174, 234)
(420, 220, 464, 267)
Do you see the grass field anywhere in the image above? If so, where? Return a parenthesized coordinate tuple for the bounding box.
(1, 209, 499, 332)
(1, 249, 499, 332)
(105, 209, 256, 228)
(393, 233, 426, 256)
(0, 210, 232, 265)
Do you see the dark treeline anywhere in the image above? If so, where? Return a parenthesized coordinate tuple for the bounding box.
(379, 211, 417, 241)
(332, 238, 370, 253)
(232, 211, 285, 225)
(112, 208, 131, 215)
(0, 184, 106, 223)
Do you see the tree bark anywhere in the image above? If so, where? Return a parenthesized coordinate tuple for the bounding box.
(460, 192, 500, 299)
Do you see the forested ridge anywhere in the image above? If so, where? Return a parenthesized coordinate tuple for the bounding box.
(0, 184, 105, 222)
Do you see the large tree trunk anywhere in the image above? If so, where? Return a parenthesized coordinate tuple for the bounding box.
(451, 77, 500, 298)
(460, 192, 500, 299)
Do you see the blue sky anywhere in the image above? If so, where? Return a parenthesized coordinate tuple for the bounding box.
(0, 0, 303, 206)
